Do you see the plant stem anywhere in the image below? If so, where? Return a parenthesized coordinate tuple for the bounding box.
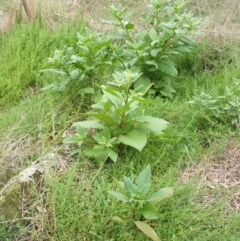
(91, 156, 108, 183)
(118, 77, 131, 129)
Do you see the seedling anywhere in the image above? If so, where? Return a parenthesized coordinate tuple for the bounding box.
(109, 165, 173, 240)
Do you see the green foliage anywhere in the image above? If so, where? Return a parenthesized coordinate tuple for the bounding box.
(108, 0, 200, 97)
(109, 165, 173, 240)
(109, 165, 173, 220)
(189, 81, 240, 127)
(0, 19, 85, 107)
(2, 1, 240, 241)
(134, 221, 161, 241)
(0, 224, 9, 241)
(41, 27, 112, 92)
(176, 37, 237, 77)
(43, 0, 200, 98)
(64, 70, 168, 162)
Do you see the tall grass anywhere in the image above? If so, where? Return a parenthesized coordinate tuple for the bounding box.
(0, 17, 85, 108)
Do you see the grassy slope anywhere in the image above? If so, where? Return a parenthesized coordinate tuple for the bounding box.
(1, 2, 240, 241)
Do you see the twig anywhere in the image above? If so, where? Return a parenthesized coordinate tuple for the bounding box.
(184, 145, 193, 163)
(21, 0, 32, 19)
(0, 217, 33, 224)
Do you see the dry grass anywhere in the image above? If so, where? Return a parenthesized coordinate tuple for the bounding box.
(0, 133, 38, 187)
(190, 0, 240, 40)
(0, 0, 149, 31)
(0, 0, 83, 31)
(2, 0, 240, 38)
(180, 141, 240, 214)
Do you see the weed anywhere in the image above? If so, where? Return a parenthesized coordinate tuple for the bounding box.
(41, 27, 112, 93)
(107, 0, 200, 97)
(109, 165, 172, 240)
(64, 70, 168, 163)
(189, 80, 240, 127)
(43, 0, 200, 98)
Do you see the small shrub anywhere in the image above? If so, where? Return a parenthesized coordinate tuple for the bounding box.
(41, 27, 112, 93)
(64, 70, 168, 163)
(107, 0, 200, 97)
(43, 0, 200, 98)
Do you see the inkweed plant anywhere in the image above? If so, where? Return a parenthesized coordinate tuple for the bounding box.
(64, 70, 168, 163)
(109, 165, 173, 241)
(42, 0, 201, 98)
(41, 27, 112, 93)
(108, 0, 201, 97)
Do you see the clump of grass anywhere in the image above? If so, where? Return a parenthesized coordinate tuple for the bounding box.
(0, 18, 85, 108)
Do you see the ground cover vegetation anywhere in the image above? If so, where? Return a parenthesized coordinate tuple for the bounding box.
(0, 0, 240, 240)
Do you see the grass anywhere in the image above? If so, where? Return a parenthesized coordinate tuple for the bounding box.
(1, 0, 240, 240)
(0, 17, 86, 108)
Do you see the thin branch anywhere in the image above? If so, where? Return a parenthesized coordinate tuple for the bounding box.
(21, 0, 32, 19)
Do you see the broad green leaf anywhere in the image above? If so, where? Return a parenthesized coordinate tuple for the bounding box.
(146, 60, 158, 69)
(149, 29, 159, 41)
(58, 79, 69, 90)
(75, 126, 88, 136)
(63, 136, 83, 145)
(70, 69, 80, 80)
(151, 49, 159, 57)
(157, 57, 178, 76)
(108, 190, 129, 202)
(119, 129, 148, 152)
(146, 187, 173, 204)
(178, 35, 196, 47)
(108, 32, 127, 39)
(86, 113, 115, 125)
(159, 86, 176, 98)
(118, 29, 130, 39)
(134, 76, 152, 93)
(92, 133, 106, 144)
(135, 30, 148, 41)
(140, 203, 160, 220)
(125, 22, 134, 30)
(136, 116, 168, 134)
(73, 120, 104, 129)
(102, 90, 123, 107)
(81, 87, 95, 94)
(138, 183, 151, 196)
(93, 145, 109, 162)
(102, 86, 119, 97)
(100, 128, 112, 140)
(128, 57, 138, 67)
(117, 181, 125, 190)
(134, 221, 161, 241)
(135, 165, 151, 188)
(123, 176, 138, 195)
(63, 127, 87, 145)
(172, 45, 192, 53)
(109, 150, 118, 163)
